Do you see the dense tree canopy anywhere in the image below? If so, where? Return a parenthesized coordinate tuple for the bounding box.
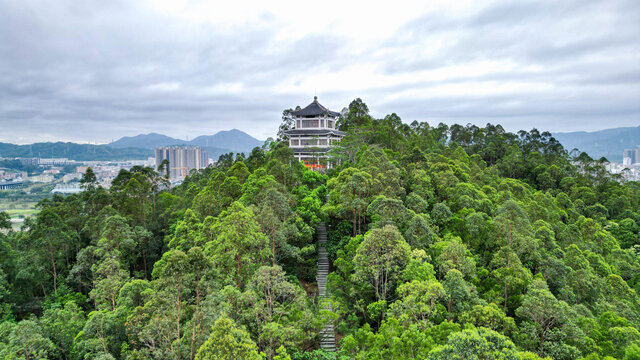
(1, 98, 639, 359)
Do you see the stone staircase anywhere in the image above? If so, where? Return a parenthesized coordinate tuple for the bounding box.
(317, 222, 336, 352)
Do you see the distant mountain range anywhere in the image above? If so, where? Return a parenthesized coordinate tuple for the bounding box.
(0, 142, 152, 161)
(108, 129, 264, 155)
(0, 129, 265, 161)
(552, 125, 640, 162)
(2, 126, 636, 163)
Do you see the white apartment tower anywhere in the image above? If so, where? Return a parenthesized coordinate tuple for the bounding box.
(155, 146, 208, 179)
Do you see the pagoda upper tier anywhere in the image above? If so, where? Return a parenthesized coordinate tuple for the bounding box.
(286, 96, 346, 133)
(291, 96, 341, 118)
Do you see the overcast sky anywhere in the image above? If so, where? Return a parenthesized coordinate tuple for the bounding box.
(0, 0, 638, 144)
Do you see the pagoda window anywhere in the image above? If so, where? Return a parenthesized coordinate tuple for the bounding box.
(291, 139, 299, 146)
(328, 120, 334, 128)
(318, 139, 328, 145)
(296, 120, 301, 128)
(301, 119, 320, 128)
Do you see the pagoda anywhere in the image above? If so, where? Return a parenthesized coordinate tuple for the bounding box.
(284, 96, 346, 169)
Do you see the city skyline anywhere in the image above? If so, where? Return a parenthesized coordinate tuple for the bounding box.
(1, 0, 639, 144)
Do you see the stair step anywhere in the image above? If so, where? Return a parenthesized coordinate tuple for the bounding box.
(316, 222, 335, 352)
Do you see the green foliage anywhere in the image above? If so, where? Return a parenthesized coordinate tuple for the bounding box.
(41, 301, 86, 359)
(427, 327, 536, 360)
(1, 98, 639, 360)
(0, 319, 56, 359)
(353, 225, 411, 301)
(206, 201, 271, 288)
(0, 211, 11, 230)
(240, 265, 317, 358)
(195, 317, 264, 360)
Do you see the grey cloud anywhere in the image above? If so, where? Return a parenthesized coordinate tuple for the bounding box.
(0, 0, 638, 144)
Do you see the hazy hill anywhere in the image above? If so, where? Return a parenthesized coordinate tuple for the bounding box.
(190, 129, 264, 153)
(0, 129, 265, 162)
(553, 125, 640, 162)
(108, 133, 186, 149)
(109, 129, 264, 155)
(0, 142, 152, 161)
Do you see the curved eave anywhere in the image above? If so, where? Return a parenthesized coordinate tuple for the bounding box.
(290, 147, 332, 153)
(284, 129, 346, 136)
(291, 110, 341, 117)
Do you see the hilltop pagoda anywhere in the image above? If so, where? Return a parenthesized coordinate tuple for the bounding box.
(284, 96, 345, 169)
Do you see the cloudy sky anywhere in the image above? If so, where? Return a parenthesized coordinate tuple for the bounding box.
(0, 0, 638, 144)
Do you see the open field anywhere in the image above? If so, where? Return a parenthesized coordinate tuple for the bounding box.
(0, 183, 54, 229)
(5, 208, 39, 217)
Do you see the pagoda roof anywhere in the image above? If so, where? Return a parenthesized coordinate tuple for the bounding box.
(291, 96, 341, 117)
(284, 129, 346, 136)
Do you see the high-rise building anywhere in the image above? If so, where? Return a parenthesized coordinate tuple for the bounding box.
(283, 96, 345, 170)
(155, 146, 209, 179)
(623, 148, 638, 166)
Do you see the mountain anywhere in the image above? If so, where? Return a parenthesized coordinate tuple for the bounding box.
(553, 125, 640, 162)
(0, 142, 152, 161)
(108, 133, 185, 149)
(0, 129, 265, 162)
(108, 129, 264, 157)
(190, 129, 264, 153)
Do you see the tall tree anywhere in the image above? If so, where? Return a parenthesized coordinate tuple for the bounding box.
(491, 246, 532, 313)
(515, 278, 570, 355)
(206, 202, 271, 289)
(354, 225, 411, 301)
(324, 168, 372, 236)
(29, 208, 76, 294)
(242, 265, 315, 358)
(195, 317, 263, 360)
(80, 167, 98, 190)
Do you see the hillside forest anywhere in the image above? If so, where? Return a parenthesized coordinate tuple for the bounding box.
(1, 98, 639, 359)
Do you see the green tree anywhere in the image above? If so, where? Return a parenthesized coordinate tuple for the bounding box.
(324, 168, 372, 236)
(90, 258, 129, 311)
(515, 278, 571, 356)
(338, 317, 439, 359)
(491, 246, 532, 313)
(0, 211, 10, 230)
(241, 265, 315, 358)
(443, 269, 473, 318)
(40, 301, 86, 360)
(252, 187, 295, 266)
(354, 225, 411, 301)
(435, 237, 476, 279)
(195, 317, 264, 360)
(143, 249, 194, 360)
(0, 320, 55, 360)
(459, 303, 516, 335)
(273, 346, 291, 360)
(80, 167, 98, 190)
(494, 200, 539, 268)
(337, 98, 373, 132)
(206, 202, 270, 289)
(389, 279, 446, 328)
(71, 310, 125, 360)
(427, 327, 542, 360)
(29, 208, 76, 294)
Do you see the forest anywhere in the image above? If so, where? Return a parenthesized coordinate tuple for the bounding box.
(1, 98, 639, 359)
